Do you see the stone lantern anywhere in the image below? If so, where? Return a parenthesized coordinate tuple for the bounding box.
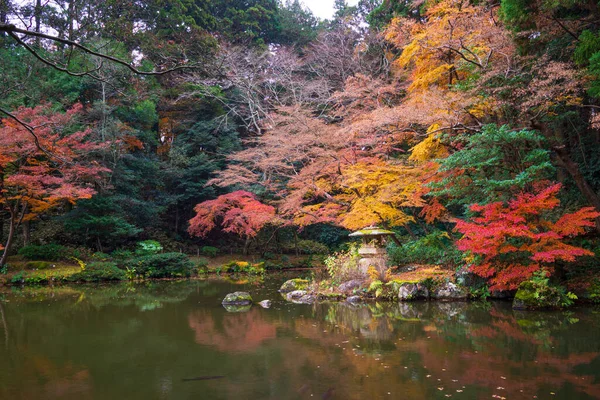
(349, 226, 397, 276)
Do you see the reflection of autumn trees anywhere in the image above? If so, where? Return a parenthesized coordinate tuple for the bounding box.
(188, 308, 277, 353)
(187, 300, 600, 399)
(3, 283, 600, 399)
(0, 351, 92, 400)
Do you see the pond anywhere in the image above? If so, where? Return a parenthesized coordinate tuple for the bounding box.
(0, 274, 599, 399)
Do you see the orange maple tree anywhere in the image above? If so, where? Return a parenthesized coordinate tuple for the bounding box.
(0, 105, 109, 265)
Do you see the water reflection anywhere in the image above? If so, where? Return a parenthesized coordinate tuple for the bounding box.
(0, 279, 599, 399)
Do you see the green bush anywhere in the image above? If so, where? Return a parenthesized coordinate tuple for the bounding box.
(129, 253, 194, 279)
(135, 240, 163, 256)
(514, 270, 577, 309)
(18, 244, 68, 261)
(68, 246, 95, 260)
(196, 258, 209, 274)
(111, 249, 134, 260)
(200, 246, 219, 257)
(91, 252, 111, 261)
(69, 262, 126, 282)
(296, 240, 330, 255)
(388, 231, 463, 267)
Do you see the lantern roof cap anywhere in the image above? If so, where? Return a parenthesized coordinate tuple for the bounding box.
(348, 226, 395, 237)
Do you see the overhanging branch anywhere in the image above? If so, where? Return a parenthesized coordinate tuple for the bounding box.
(1, 23, 203, 76)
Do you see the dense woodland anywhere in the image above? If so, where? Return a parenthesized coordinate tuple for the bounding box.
(1, 0, 600, 291)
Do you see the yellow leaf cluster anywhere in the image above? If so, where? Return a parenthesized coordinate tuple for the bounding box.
(409, 131, 448, 162)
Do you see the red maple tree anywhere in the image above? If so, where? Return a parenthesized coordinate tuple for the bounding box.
(0, 104, 109, 265)
(455, 184, 600, 291)
(188, 191, 276, 254)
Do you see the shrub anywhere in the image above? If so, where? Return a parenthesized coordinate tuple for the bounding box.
(129, 252, 194, 279)
(18, 244, 68, 261)
(111, 249, 134, 260)
(513, 270, 577, 309)
(69, 262, 126, 282)
(220, 260, 265, 275)
(296, 240, 330, 255)
(135, 240, 163, 256)
(389, 230, 463, 267)
(324, 243, 362, 283)
(196, 258, 209, 274)
(200, 246, 219, 257)
(68, 246, 95, 260)
(91, 252, 111, 261)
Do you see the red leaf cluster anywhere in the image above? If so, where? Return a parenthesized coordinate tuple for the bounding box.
(188, 191, 276, 239)
(455, 184, 600, 291)
(0, 105, 110, 219)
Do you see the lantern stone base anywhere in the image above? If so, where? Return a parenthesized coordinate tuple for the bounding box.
(358, 256, 388, 277)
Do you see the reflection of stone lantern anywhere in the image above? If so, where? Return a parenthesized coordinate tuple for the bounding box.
(349, 226, 397, 277)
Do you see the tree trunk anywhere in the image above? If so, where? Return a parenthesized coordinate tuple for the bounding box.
(67, 0, 74, 42)
(174, 204, 179, 234)
(554, 146, 600, 232)
(34, 0, 41, 46)
(243, 237, 251, 256)
(293, 231, 299, 256)
(0, 212, 16, 267)
(22, 220, 30, 247)
(0, 1, 8, 38)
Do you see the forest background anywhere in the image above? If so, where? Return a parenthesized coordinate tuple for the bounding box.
(1, 0, 600, 292)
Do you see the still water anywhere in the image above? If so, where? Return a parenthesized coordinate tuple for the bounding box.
(0, 274, 599, 400)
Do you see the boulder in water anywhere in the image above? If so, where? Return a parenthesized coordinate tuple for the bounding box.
(258, 300, 272, 308)
(279, 279, 310, 293)
(222, 291, 253, 305)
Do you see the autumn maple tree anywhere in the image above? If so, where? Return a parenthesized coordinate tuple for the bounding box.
(0, 104, 109, 265)
(455, 184, 600, 291)
(188, 190, 276, 254)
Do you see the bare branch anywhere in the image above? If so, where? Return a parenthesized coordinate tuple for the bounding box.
(1, 23, 204, 76)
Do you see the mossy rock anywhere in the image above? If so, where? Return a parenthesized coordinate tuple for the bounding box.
(431, 282, 468, 301)
(513, 281, 575, 310)
(222, 291, 253, 305)
(316, 292, 345, 301)
(25, 261, 52, 270)
(398, 282, 430, 301)
(279, 278, 310, 293)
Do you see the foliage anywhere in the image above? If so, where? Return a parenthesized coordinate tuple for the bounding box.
(218, 260, 265, 275)
(574, 30, 600, 66)
(129, 253, 195, 279)
(430, 125, 555, 211)
(456, 184, 600, 291)
(189, 190, 276, 239)
(367, 265, 392, 283)
(514, 270, 577, 309)
(295, 240, 330, 255)
(200, 246, 219, 257)
(111, 249, 134, 260)
(68, 262, 126, 282)
(324, 242, 362, 283)
(135, 240, 163, 256)
(18, 244, 69, 261)
(0, 105, 108, 264)
(388, 231, 463, 267)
